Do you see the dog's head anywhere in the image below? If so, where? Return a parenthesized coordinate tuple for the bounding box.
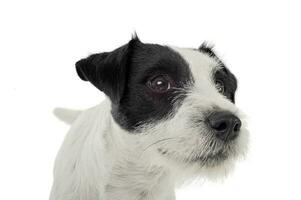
(76, 36, 249, 178)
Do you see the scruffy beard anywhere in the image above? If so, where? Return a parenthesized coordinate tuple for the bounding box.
(151, 126, 249, 180)
(188, 136, 244, 167)
(187, 148, 231, 167)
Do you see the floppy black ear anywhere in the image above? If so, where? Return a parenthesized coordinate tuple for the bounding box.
(76, 37, 139, 104)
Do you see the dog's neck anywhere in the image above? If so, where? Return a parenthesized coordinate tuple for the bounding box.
(103, 116, 176, 200)
(104, 159, 176, 200)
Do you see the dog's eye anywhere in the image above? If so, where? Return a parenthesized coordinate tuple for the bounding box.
(215, 80, 225, 94)
(147, 75, 171, 93)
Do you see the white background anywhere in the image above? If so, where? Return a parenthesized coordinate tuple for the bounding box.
(1, 0, 301, 199)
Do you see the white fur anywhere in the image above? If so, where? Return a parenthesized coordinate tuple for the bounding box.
(53, 108, 82, 125)
(50, 48, 249, 200)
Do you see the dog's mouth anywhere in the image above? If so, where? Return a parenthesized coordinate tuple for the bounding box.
(158, 142, 235, 167)
(188, 150, 229, 167)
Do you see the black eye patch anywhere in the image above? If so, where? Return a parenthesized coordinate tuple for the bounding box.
(197, 43, 237, 103)
(214, 67, 237, 103)
(112, 44, 192, 131)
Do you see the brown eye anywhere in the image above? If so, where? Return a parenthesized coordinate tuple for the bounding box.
(147, 75, 171, 93)
(215, 80, 225, 94)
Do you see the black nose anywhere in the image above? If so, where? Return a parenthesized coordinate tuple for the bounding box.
(207, 111, 241, 141)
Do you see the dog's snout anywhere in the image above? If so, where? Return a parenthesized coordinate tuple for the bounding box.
(207, 111, 241, 141)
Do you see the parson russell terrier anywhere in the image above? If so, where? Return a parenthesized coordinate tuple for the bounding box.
(50, 35, 249, 200)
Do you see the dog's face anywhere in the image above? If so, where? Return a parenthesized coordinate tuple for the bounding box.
(76, 36, 249, 176)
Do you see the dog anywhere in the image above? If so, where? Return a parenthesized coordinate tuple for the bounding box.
(50, 35, 249, 200)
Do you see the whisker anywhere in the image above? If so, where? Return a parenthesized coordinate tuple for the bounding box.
(142, 137, 181, 153)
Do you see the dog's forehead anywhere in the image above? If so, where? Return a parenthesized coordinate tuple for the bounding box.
(170, 46, 220, 82)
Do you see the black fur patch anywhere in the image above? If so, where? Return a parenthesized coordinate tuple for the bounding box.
(76, 38, 192, 131)
(213, 66, 237, 103)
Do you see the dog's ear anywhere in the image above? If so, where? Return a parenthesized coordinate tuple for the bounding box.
(76, 37, 140, 104)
